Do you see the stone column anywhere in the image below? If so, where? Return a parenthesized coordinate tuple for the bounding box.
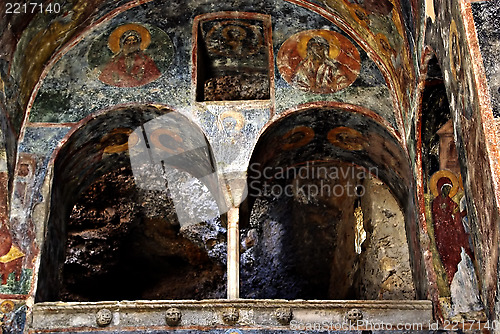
(227, 206, 239, 299)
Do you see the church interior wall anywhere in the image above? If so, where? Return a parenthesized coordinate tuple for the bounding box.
(0, 0, 499, 332)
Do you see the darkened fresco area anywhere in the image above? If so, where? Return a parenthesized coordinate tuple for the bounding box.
(471, 1, 500, 118)
(0, 0, 499, 333)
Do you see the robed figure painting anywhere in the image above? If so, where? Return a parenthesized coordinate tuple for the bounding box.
(430, 172, 472, 285)
(90, 23, 173, 88)
(277, 30, 361, 94)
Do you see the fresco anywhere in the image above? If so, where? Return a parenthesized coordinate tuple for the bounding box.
(420, 94, 485, 319)
(0, 300, 26, 333)
(471, 1, 500, 117)
(0, 0, 498, 331)
(244, 105, 420, 300)
(0, 222, 24, 285)
(421, 0, 500, 320)
(280, 126, 315, 150)
(7, 0, 99, 135)
(277, 30, 360, 94)
(195, 13, 272, 101)
(204, 20, 265, 58)
(327, 126, 366, 151)
(247, 106, 412, 223)
(289, 0, 415, 127)
(429, 170, 468, 285)
(426, 169, 484, 319)
(0, 171, 33, 296)
(25, 0, 393, 127)
(89, 23, 173, 88)
(1, 0, 404, 284)
(448, 21, 462, 84)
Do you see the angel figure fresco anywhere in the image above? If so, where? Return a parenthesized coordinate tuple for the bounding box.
(98, 24, 161, 87)
(277, 30, 361, 94)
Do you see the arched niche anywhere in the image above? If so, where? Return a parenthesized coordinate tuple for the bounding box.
(416, 53, 485, 318)
(35, 105, 227, 302)
(239, 104, 423, 299)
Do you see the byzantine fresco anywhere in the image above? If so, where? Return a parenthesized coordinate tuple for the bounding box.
(425, 154, 484, 320)
(5, 0, 100, 136)
(0, 299, 26, 333)
(0, 0, 416, 322)
(420, 73, 485, 319)
(247, 106, 412, 221)
(289, 0, 415, 126)
(277, 30, 361, 94)
(428, 169, 469, 285)
(0, 221, 28, 294)
(0, 126, 70, 299)
(0, 152, 35, 296)
(273, 26, 393, 126)
(26, 0, 392, 125)
(0, 0, 432, 310)
(196, 14, 272, 101)
(1, 0, 500, 332)
(89, 23, 173, 88)
(471, 1, 500, 117)
(422, 0, 500, 320)
(241, 106, 416, 300)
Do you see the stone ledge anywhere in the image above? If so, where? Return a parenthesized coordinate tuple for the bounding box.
(30, 299, 433, 331)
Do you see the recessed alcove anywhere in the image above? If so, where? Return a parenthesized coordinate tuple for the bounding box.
(193, 12, 273, 102)
(35, 106, 227, 302)
(240, 105, 421, 300)
(29, 105, 435, 332)
(240, 170, 416, 300)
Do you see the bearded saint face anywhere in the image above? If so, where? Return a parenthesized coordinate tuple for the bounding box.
(120, 31, 142, 56)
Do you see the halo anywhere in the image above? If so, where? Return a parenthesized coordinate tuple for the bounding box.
(0, 300, 14, 314)
(221, 25, 247, 42)
(281, 126, 315, 150)
(150, 128, 184, 154)
(206, 20, 263, 57)
(430, 169, 459, 198)
(101, 128, 139, 154)
(219, 110, 245, 132)
(297, 30, 340, 60)
(327, 126, 366, 151)
(108, 23, 152, 54)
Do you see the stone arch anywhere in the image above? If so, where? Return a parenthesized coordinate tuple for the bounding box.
(240, 102, 424, 299)
(35, 104, 227, 302)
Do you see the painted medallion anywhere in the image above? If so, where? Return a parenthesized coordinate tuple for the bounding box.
(89, 23, 174, 87)
(278, 30, 361, 94)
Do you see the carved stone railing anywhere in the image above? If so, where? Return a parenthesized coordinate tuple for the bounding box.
(29, 299, 433, 332)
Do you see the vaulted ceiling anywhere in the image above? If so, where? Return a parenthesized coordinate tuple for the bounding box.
(0, 0, 418, 138)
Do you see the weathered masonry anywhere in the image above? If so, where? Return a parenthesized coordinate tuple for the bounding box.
(0, 0, 499, 333)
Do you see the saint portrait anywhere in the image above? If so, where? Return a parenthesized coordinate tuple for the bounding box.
(277, 30, 361, 94)
(89, 23, 174, 88)
(429, 170, 471, 285)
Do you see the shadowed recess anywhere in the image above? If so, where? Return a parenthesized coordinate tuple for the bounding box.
(35, 106, 227, 302)
(239, 106, 422, 299)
